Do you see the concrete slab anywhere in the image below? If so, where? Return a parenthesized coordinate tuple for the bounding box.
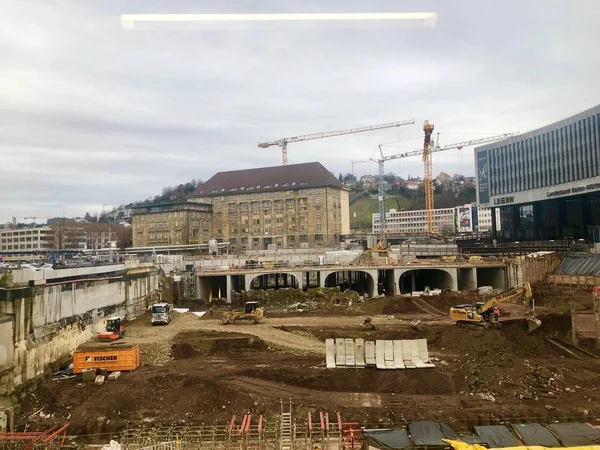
(355, 339, 365, 368)
(410, 340, 428, 368)
(335, 339, 345, 367)
(402, 340, 416, 369)
(345, 339, 355, 367)
(82, 368, 97, 382)
(417, 339, 435, 368)
(107, 371, 121, 380)
(375, 340, 385, 369)
(365, 341, 376, 366)
(384, 340, 395, 369)
(326, 339, 336, 369)
(393, 340, 405, 369)
(94, 375, 105, 386)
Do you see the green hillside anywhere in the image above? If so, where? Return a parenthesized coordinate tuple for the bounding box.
(350, 196, 413, 229)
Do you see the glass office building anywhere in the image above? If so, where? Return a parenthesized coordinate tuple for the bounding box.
(475, 104, 600, 241)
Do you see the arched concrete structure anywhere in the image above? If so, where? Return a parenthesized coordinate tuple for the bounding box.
(320, 269, 377, 298)
(394, 267, 458, 294)
(244, 272, 304, 292)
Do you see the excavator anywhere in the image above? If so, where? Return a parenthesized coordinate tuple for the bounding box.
(97, 317, 126, 340)
(450, 282, 541, 332)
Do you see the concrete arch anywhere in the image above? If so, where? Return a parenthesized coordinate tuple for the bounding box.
(320, 270, 377, 298)
(244, 272, 303, 292)
(396, 268, 458, 294)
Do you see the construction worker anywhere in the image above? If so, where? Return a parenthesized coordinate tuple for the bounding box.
(493, 306, 500, 323)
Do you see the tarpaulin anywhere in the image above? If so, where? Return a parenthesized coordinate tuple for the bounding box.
(509, 424, 561, 447)
(474, 425, 521, 448)
(547, 422, 600, 446)
(363, 429, 411, 450)
(408, 422, 458, 446)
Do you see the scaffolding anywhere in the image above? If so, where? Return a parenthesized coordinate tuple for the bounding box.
(0, 424, 69, 450)
(119, 408, 352, 450)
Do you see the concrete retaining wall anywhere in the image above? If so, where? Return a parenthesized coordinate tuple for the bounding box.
(0, 268, 158, 421)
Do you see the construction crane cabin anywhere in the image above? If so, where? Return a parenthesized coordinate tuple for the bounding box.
(258, 120, 415, 166)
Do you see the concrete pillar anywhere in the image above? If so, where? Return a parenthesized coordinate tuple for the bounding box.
(458, 268, 477, 291)
(365, 269, 378, 298)
(226, 275, 232, 304)
(291, 272, 304, 290)
(445, 268, 459, 292)
(319, 271, 331, 288)
(491, 207, 497, 240)
(196, 276, 212, 301)
(393, 269, 406, 295)
(244, 274, 254, 292)
(411, 272, 416, 292)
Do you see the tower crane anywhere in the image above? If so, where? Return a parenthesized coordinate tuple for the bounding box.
(258, 119, 415, 165)
(374, 130, 518, 241)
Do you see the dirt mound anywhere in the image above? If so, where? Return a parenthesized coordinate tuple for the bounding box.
(381, 298, 422, 315)
(171, 342, 198, 359)
(173, 330, 269, 356)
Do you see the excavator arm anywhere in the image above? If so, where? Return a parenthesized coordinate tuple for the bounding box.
(478, 282, 533, 319)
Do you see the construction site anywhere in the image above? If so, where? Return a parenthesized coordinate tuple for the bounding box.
(7, 251, 600, 449)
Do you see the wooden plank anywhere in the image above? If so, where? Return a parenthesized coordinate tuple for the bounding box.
(393, 340, 405, 369)
(335, 339, 345, 367)
(325, 339, 336, 368)
(355, 338, 365, 368)
(375, 340, 385, 369)
(345, 339, 355, 367)
(365, 341, 376, 366)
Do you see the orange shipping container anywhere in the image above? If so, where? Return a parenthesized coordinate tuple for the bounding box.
(72, 344, 140, 374)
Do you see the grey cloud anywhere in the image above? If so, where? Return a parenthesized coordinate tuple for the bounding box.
(1, 0, 599, 221)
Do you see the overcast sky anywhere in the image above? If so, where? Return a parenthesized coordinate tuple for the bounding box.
(1, 0, 599, 222)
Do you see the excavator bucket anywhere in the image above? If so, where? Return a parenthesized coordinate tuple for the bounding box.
(527, 316, 542, 333)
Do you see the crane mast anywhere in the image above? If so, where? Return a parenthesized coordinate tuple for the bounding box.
(422, 121, 435, 233)
(259, 119, 415, 165)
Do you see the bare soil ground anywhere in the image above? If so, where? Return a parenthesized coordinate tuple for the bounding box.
(17, 286, 600, 438)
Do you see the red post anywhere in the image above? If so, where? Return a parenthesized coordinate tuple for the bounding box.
(320, 411, 325, 432)
(229, 416, 236, 434)
(308, 412, 313, 431)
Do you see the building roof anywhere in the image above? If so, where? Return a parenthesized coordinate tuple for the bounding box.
(191, 162, 344, 197)
(131, 201, 211, 214)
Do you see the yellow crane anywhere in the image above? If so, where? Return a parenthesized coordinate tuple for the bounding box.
(376, 129, 519, 236)
(258, 120, 414, 165)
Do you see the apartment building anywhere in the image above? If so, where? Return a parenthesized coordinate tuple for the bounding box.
(51, 220, 124, 250)
(131, 201, 212, 247)
(189, 162, 350, 250)
(0, 226, 53, 253)
(372, 208, 455, 234)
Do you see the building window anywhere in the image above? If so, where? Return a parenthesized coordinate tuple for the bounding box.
(315, 234, 323, 241)
(300, 235, 308, 242)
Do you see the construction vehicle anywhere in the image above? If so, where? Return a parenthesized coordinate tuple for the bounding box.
(259, 119, 414, 166)
(97, 317, 126, 340)
(221, 301, 265, 325)
(450, 282, 541, 331)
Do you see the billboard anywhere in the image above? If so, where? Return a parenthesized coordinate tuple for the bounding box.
(459, 207, 471, 231)
(477, 150, 490, 204)
(471, 205, 479, 231)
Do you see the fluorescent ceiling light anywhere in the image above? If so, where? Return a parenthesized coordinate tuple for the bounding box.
(121, 12, 438, 29)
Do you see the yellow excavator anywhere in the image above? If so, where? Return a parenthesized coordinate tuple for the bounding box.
(450, 282, 541, 332)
